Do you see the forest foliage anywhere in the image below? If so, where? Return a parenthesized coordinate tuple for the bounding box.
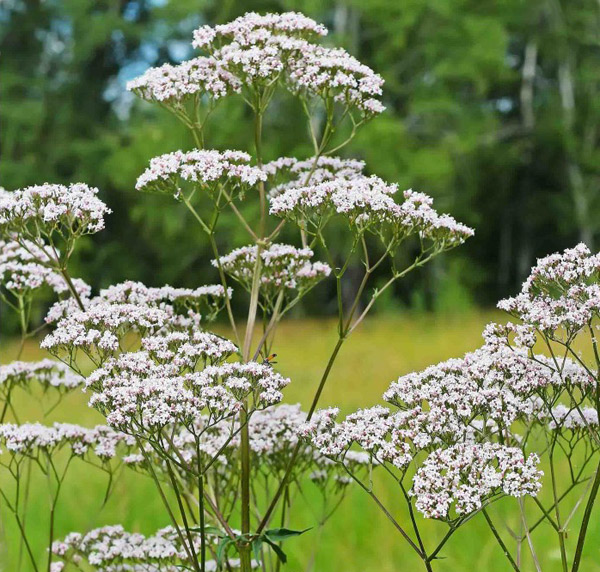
(1, 0, 599, 321)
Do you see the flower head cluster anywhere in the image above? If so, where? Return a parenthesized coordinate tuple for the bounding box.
(264, 155, 365, 197)
(0, 183, 110, 244)
(86, 352, 287, 432)
(87, 354, 204, 431)
(470, 343, 593, 395)
(384, 352, 522, 440)
(0, 422, 133, 461)
(548, 404, 599, 432)
(43, 280, 230, 366)
(302, 339, 585, 521)
(398, 190, 474, 247)
(270, 176, 473, 249)
(192, 13, 325, 87)
(42, 300, 172, 367)
(0, 238, 90, 298)
(497, 243, 600, 337)
(286, 44, 385, 116)
(127, 56, 241, 104)
(136, 149, 265, 201)
(141, 330, 238, 368)
(301, 406, 417, 469)
(192, 12, 327, 51)
(269, 175, 397, 226)
(193, 362, 290, 411)
(384, 344, 594, 442)
(0, 359, 83, 399)
(99, 280, 230, 321)
(411, 443, 542, 519)
(213, 243, 330, 310)
(190, 12, 384, 118)
(53, 524, 255, 571)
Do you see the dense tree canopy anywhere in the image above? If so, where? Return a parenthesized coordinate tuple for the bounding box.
(1, 0, 599, 322)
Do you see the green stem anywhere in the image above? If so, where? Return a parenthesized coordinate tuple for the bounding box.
(13, 512, 38, 572)
(254, 107, 266, 238)
(240, 246, 264, 572)
(57, 267, 85, 311)
(483, 509, 520, 572)
(199, 475, 206, 572)
(572, 460, 600, 572)
(549, 444, 569, 572)
(256, 335, 345, 534)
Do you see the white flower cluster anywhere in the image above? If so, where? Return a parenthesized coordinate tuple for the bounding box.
(0, 422, 133, 460)
(468, 343, 593, 395)
(135, 149, 266, 199)
(249, 403, 306, 456)
(302, 342, 582, 520)
(191, 12, 383, 117)
(548, 404, 599, 431)
(126, 56, 241, 104)
(129, 12, 384, 120)
(306, 342, 595, 460)
(192, 13, 324, 87)
(398, 190, 474, 246)
(53, 524, 256, 571)
(0, 183, 111, 240)
(301, 406, 421, 470)
(286, 44, 385, 115)
(42, 301, 172, 365)
(270, 176, 474, 247)
(269, 175, 397, 223)
(0, 359, 83, 398)
(86, 352, 288, 431)
(43, 280, 231, 365)
(498, 243, 600, 336)
(141, 330, 238, 368)
(192, 12, 327, 50)
(213, 243, 330, 308)
(194, 362, 290, 410)
(384, 345, 593, 437)
(85, 353, 202, 430)
(99, 280, 230, 320)
(264, 155, 365, 197)
(0, 238, 92, 299)
(411, 443, 542, 519)
(0, 239, 54, 292)
(384, 351, 529, 438)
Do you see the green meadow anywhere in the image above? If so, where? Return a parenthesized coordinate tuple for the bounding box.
(2, 313, 600, 571)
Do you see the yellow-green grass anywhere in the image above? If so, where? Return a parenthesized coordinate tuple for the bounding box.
(2, 312, 600, 571)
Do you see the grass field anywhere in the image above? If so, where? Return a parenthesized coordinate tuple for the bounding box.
(2, 312, 600, 571)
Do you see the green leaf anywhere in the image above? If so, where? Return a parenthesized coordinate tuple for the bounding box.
(189, 525, 226, 538)
(251, 537, 263, 563)
(216, 537, 235, 565)
(264, 538, 288, 564)
(264, 527, 311, 543)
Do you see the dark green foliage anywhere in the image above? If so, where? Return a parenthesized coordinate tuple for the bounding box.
(1, 0, 598, 326)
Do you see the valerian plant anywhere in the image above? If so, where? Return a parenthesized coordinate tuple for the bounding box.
(304, 243, 600, 572)
(0, 11, 474, 572)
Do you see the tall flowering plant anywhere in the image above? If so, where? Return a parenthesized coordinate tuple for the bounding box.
(303, 243, 600, 571)
(0, 12, 472, 572)
(479, 244, 600, 572)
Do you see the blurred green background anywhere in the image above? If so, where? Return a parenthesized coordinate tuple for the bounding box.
(2, 1, 600, 570)
(3, 0, 600, 323)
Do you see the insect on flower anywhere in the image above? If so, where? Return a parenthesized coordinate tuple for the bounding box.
(262, 353, 278, 366)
